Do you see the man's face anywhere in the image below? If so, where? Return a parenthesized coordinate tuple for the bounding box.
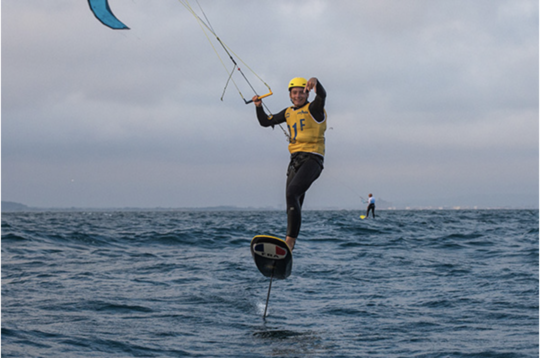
(289, 87, 309, 107)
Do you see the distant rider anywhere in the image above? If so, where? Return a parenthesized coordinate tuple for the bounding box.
(366, 194, 376, 218)
(252, 77, 327, 251)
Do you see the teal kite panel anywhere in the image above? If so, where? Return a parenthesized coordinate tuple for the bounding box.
(88, 0, 129, 30)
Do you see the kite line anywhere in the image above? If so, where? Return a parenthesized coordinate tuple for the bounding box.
(178, 0, 273, 106)
(178, 1, 293, 142)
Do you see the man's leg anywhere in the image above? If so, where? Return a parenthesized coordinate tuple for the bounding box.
(285, 157, 322, 249)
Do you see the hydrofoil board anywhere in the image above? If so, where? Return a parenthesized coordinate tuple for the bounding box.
(251, 235, 292, 279)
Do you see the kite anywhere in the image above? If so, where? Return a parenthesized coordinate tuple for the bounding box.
(88, 0, 129, 30)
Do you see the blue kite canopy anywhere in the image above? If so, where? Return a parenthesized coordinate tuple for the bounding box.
(88, 0, 129, 29)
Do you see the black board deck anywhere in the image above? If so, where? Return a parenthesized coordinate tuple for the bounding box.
(250, 235, 293, 279)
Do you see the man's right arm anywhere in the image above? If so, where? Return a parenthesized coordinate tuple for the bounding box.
(256, 106, 286, 128)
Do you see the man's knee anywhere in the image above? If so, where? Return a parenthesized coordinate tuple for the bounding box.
(286, 184, 303, 203)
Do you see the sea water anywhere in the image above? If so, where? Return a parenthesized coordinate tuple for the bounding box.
(2, 210, 538, 357)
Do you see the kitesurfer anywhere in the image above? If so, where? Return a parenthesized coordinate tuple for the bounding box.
(252, 77, 327, 251)
(366, 193, 376, 218)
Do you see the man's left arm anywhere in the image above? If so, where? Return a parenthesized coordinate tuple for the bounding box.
(308, 79, 326, 123)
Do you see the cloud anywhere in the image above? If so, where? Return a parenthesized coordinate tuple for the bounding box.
(2, 0, 538, 208)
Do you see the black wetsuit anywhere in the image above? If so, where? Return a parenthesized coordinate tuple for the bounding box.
(366, 203, 375, 218)
(255, 82, 327, 238)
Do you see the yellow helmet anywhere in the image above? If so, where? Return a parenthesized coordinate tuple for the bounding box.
(288, 77, 307, 90)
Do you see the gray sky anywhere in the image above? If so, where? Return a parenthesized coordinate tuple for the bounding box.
(2, 0, 539, 209)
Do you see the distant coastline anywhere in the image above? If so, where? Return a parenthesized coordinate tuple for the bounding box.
(1, 201, 277, 213)
(2, 201, 537, 212)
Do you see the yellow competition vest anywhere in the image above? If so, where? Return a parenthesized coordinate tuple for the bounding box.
(285, 103, 327, 156)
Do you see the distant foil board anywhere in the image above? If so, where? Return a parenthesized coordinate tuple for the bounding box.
(251, 235, 293, 279)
